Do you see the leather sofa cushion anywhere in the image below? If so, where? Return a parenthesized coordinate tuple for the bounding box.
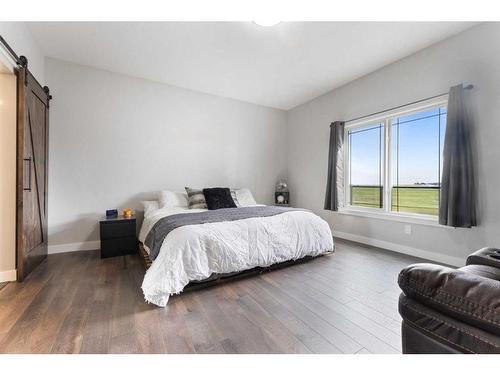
(399, 294, 500, 353)
(467, 247, 500, 268)
(461, 265, 500, 281)
(398, 263, 500, 336)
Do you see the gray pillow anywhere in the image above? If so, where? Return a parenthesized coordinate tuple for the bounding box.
(185, 187, 207, 209)
(185, 187, 241, 209)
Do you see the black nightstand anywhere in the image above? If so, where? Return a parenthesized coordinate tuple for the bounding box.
(99, 216, 137, 258)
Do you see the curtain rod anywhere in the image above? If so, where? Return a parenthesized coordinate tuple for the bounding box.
(344, 84, 474, 124)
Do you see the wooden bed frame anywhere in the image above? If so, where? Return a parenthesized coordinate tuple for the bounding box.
(138, 242, 331, 292)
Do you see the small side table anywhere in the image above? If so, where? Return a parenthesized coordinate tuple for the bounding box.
(99, 216, 137, 259)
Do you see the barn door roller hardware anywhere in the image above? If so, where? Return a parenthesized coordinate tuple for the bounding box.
(0, 34, 52, 101)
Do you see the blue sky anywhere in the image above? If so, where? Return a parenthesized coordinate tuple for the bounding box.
(349, 108, 446, 186)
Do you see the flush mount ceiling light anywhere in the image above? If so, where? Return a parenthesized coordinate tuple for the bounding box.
(253, 20, 281, 27)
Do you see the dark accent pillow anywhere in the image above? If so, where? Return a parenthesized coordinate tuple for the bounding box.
(203, 188, 237, 210)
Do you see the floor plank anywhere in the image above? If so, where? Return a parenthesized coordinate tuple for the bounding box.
(0, 238, 427, 353)
(262, 273, 400, 353)
(233, 280, 342, 353)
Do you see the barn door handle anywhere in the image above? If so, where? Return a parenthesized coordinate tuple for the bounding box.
(23, 158, 31, 191)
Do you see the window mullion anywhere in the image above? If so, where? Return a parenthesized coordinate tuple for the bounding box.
(384, 118, 391, 213)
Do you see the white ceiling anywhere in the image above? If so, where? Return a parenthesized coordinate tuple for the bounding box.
(27, 22, 476, 110)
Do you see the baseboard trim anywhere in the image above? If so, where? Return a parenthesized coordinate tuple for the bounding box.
(333, 230, 464, 267)
(47, 234, 465, 267)
(0, 269, 17, 282)
(48, 241, 100, 254)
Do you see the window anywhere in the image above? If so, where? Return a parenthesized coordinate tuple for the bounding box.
(348, 123, 384, 209)
(344, 98, 447, 218)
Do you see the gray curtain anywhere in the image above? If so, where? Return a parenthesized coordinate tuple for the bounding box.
(439, 84, 476, 227)
(324, 121, 345, 211)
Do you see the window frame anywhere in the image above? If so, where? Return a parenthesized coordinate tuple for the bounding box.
(341, 95, 448, 222)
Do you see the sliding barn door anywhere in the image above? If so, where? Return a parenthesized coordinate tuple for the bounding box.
(16, 62, 50, 281)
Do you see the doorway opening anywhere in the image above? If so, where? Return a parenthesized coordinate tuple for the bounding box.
(0, 49, 18, 283)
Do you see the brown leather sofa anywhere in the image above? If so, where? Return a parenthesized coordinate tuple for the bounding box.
(398, 247, 500, 353)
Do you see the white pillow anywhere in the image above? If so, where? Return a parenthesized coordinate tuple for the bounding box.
(141, 200, 159, 217)
(158, 190, 188, 208)
(234, 188, 257, 206)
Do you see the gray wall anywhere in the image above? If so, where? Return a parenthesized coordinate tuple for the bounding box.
(287, 23, 500, 265)
(46, 58, 287, 248)
(24, 22, 500, 263)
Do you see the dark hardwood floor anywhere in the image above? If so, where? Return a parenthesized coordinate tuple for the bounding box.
(0, 239, 430, 354)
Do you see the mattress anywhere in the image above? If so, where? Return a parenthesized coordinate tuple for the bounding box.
(140, 205, 334, 306)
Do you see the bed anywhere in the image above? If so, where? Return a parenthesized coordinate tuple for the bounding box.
(139, 189, 334, 307)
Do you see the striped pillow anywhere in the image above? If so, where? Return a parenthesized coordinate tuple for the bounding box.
(230, 189, 240, 207)
(185, 187, 207, 209)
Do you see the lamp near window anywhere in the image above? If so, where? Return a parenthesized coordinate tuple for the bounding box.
(275, 179, 290, 206)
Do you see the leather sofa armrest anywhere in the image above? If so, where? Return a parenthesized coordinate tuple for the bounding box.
(398, 263, 500, 336)
(467, 247, 500, 268)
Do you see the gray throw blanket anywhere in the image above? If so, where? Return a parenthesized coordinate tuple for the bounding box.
(145, 206, 305, 260)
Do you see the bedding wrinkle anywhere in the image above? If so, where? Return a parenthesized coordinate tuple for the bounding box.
(141, 207, 334, 307)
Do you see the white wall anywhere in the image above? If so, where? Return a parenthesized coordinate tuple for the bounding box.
(0, 22, 45, 83)
(287, 23, 500, 265)
(45, 58, 287, 249)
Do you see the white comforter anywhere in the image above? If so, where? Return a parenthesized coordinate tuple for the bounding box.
(140, 206, 334, 307)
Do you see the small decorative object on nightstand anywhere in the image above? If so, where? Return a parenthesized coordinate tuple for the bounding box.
(106, 209, 118, 219)
(100, 215, 137, 258)
(274, 179, 290, 206)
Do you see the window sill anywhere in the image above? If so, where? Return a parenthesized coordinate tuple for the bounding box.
(336, 207, 453, 228)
